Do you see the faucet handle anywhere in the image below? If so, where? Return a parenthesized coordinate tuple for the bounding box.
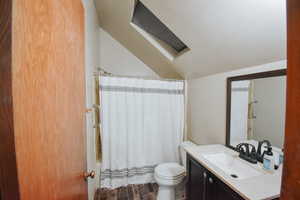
(235, 144, 242, 152)
(264, 146, 273, 154)
(236, 143, 253, 155)
(248, 144, 256, 153)
(238, 144, 248, 154)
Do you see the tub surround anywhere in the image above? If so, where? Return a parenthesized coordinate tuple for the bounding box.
(184, 144, 282, 200)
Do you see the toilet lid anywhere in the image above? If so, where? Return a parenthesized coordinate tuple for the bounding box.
(155, 163, 185, 180)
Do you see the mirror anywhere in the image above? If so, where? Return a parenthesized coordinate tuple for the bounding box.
(226, 70, 286, 150)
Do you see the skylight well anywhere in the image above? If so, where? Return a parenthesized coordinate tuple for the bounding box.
(131, 1, 189, 61)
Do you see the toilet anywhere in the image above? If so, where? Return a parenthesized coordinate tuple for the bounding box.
(154, 141, 196, 200)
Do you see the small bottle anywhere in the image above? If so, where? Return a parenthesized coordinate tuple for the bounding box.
(279, 149, 284, 165)
(274, 152, 280, 170)
(273, 149, 284, 170)
(263, 147, 275, 171)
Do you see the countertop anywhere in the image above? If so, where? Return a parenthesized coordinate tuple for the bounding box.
(184, 144, 282, 200)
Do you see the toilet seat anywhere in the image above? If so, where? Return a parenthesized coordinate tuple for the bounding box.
(155, 163, 186, 180)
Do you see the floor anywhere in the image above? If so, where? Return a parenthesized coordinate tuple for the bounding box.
(94, 183, 186, 200)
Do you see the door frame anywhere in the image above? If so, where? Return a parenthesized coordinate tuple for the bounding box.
(0, 1, 20, 199)
(281, 0, 300, 199)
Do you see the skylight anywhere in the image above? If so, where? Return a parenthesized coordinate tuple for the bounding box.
(132, 1, 188, 54)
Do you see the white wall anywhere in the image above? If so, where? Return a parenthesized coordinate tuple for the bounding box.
(187, 60, 286, 145)
(82, 2, 160, 198)
(82, 0, 100, 199)
(252, 76, 286, 148)
(99, 28, 160, 78)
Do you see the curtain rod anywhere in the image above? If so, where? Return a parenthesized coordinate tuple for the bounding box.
(94, 67, 113, 76)
(94, 67, 184, 83)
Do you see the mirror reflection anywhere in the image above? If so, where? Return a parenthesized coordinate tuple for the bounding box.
(229, 75, 286, 150)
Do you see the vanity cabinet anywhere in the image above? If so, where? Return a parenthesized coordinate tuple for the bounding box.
(187, 154, 244, 200)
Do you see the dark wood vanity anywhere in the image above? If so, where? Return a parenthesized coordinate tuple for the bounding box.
(187, 154, 244, 200)
(186, 154, 279, 200)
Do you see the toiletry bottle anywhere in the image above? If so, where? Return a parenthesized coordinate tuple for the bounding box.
(279, 149, 284, 165)
(263, 147, 275, 171)
(273, 149, 284, 170)
(273, 151, 280, 170)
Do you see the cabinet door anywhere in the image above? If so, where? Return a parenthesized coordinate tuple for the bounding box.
(187, 156, 207, 200)
(206, 172, 217, 200)
(215, 178, 244, 200)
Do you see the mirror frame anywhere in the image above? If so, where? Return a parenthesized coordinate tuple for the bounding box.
(226, 69, 287, 150)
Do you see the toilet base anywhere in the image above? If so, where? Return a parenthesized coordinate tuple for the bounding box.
(157, 185, 175, 200)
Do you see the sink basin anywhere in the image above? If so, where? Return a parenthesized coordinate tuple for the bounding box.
(203, 153, 263, 180)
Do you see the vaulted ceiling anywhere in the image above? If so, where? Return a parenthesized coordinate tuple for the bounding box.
(94, 0, 286, 79)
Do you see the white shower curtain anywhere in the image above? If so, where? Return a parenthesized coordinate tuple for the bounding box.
(230, 80, 250, 145)
(99, 76, 185, 189)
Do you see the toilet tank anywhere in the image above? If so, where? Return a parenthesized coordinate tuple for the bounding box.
(180, 141, 197, 169)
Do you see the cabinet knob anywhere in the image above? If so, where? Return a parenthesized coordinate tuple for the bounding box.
(209, 177, 214, 184)
(203, 172, 207, 178)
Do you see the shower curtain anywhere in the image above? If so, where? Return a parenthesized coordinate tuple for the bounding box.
(247, 80, 255, 139)
(230, 80, 250, 145)
(99, 76, 185, 189)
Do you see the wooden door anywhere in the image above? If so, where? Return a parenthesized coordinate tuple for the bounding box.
(0, 0, 88, 199)
(281, 0, 300, 199)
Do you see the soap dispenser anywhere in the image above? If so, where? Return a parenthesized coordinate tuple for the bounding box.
(263, 146, 275, 171)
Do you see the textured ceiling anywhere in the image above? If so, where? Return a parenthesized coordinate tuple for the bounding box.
(94, 0, 286, 79)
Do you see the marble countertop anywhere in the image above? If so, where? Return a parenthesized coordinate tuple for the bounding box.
(184, 144, 282, 200)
